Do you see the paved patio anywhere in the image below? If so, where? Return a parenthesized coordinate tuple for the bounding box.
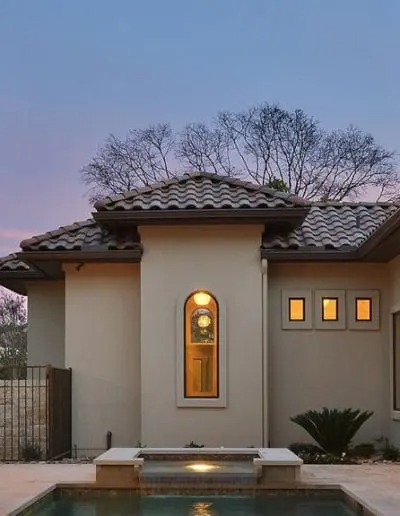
(0, 463, 399, 515)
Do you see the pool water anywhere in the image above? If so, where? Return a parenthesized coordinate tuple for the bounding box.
(28, 492, 360, 515)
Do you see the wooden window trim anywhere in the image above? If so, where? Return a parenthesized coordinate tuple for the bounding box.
(184, 292, 219, 399)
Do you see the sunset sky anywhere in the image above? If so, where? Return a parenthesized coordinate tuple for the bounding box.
(1, 0, 399, 257)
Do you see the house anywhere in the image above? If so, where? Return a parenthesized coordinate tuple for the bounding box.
(1, 172, 400, 455)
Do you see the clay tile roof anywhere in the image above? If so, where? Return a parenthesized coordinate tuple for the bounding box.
(263, 203, 398, 250)
(94, 172, 307, 212)
(0, 254, 32, 272)
(20, 220, 141, 252)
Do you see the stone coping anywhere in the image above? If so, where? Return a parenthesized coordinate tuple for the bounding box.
(10, 483, 372, 516)
(93, 448, 143, 466)
(5, 464, 400, 515)
(254, 448, 303, 466)
(93, 447, 302, 467)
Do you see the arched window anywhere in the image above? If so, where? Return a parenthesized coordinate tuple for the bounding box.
(184, 291, 218, 398)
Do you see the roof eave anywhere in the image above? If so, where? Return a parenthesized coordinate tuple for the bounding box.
(261, 248, 359, 262)
(0, 270, 44, 279)
(262, 207, 400, 263)
(17, 249, 143, 264)
(0, 270, 45, 295)
(357, 210, 400, 261)
(93, 207, 310, 226)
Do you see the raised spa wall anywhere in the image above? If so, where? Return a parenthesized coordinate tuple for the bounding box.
(94, 447, 303, 489)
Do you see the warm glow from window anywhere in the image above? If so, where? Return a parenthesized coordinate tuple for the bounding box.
(185, 292, 218, 398)
(186, 463, 219, 473)
(289, 298, 305, 321)
(356, 298, 372, 321)
(322, 298, 338, 321)
(193, 291, 211, 306)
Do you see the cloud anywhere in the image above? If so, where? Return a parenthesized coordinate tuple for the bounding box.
(0, 228, 36, 241)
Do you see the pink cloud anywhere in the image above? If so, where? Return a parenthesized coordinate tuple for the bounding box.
(0, 228, 36, 241)
(0, 228, 37, 257)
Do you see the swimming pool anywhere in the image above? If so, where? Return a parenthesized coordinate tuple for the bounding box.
(25, 490, 362, 515)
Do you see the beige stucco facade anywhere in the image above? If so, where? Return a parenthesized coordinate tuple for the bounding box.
(22, 229, 400, 453)
(268, 262, 391, 446)
(27, 281, 65, 368)
(63, 263, 141, 455)
(139, 225, 265, 447)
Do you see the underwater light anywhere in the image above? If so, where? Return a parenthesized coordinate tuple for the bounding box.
(186, 463, 219, 473)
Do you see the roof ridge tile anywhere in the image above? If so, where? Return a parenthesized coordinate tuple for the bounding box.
(93, 171, 308, 212)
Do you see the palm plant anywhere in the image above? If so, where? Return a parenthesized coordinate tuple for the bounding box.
(290, 407, 373, 457)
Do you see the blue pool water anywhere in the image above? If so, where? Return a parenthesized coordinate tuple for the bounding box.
(28, 492, 359, 515)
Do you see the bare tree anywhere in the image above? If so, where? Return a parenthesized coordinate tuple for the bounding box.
(214, 106, 397, 200)
(177, 123, 234, 176)
(81, 123, 176, 203)
(0, 293, 27, 371)
(81, 103, 398, 202)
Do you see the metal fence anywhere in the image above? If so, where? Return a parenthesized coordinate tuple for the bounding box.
(0, 365, 71, 461)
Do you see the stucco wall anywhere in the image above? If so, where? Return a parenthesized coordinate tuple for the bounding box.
(27, 281, 65, 368)
(388, 256, 400, 446)
(64, 263, 141, 455)
(268, 262, 390, 447)
(140, 225, 264, 448)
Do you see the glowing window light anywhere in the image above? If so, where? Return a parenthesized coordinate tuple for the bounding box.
(288, 298, 305, 321)
(356, 298, 372, 321)
(197, 314, 211, 328)
(322, 298, 338, 321)
(193, 291, 211, 306)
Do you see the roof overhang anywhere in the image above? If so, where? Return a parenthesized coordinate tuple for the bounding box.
(262, 209, 400, 262)
(0, 270, 45, 295)
(16, 249, 143, 277)
(93, 207, 310, 228)
(357, 210, 400, 261)
(0, 249, 143, 294)
(262, 248, 359, 262)
(18, 249, 142, 263)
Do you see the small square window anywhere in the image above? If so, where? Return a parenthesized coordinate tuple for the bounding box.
(356, 298, 372, 321)
(322, 298, 338, 321)
(289, 298, 305, 321)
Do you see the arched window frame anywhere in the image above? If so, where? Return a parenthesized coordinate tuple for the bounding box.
(176, 289, 227, 408)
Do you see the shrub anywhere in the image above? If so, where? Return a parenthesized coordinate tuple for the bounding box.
(299, 452, 352, 465)
(184, 441, 204, 448)
(381, 444, 400, 461)
(290, 407, 373, 457)
(374, 436, 400, 461)
(20, 442, 42, 461)
(135, 441, 147, 448)
(289, 442, 357, 464)
(350, 442, 375, 459)
(289, 442, 322, 455)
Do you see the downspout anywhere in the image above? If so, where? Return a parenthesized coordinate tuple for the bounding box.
(261, 257, 269, 447)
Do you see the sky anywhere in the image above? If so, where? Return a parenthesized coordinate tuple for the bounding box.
(0, 0, 399, 257)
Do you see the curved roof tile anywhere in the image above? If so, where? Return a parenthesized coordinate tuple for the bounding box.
(0, 254, 31, 272)
(263, 204, 398, 250)
(20, 220, 141, 252)
(94, 172, 307, 211)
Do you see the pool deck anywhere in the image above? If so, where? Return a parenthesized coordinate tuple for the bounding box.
(0, 462, 399, 515)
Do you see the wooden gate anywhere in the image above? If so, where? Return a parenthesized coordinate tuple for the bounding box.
(47, 367, 72, 460)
